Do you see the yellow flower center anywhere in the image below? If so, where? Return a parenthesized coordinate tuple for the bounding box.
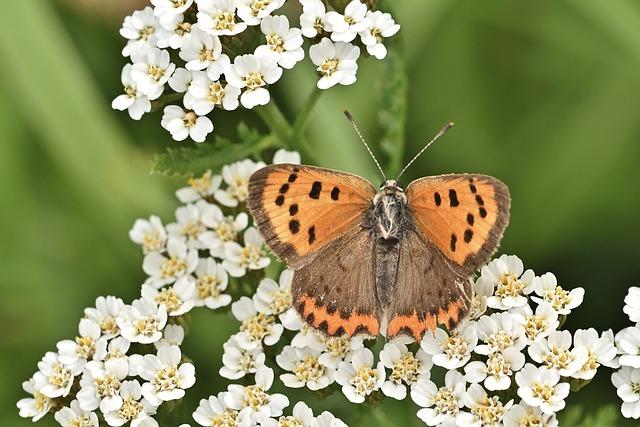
(155, 287, 183, 313)
(188, 171, 213, 196)
(161, 256, 187, 278)
(95, 374, 121, 397)
(494, 273, 524, 300)
(471, 395, 507, 424)
(524, 315, 548, 341)
(485, 352, 512, 377)
(270, 288, 292, 314)
(139, 26, 155, 41)
(349, 366, 378, 396)
(442, 333, 469, 360)
(214, 217, 239, 242)
(531, 383, 555, 402)
(154, 365, 180, 391)
(227, 177, 250, 202)
(389, 353, 422, 385)
(199, 47, 217, 63)
(543, 286, 571, 311)
(371, 27, 383, 43)
(519, 409, 544, 426)
(243, 385, 270, 409)
(293, 355, 326, 383)
(207, 82, 226, 106)
(266, 33, 284, 52)
(69, 416, 94, 427)
(33, 391, 49, 412)
(485, 330, 515, 353)
(125, 85, 137, 97)
(135, 316, 160, 337)
(215, 12, 238, 31)
(244, 72, 265, 90)
(324, 335, 351, 357)
(197, 274, 222, 299)
(320, 58, 339, 76)
(181, 218, 204, 238)
(211, 409, 240, 427)
(176, 22, 192, 36)
(239, 244, 266, 269)
(542, 346, 572, 370)
(250, 0, 272, 16)
(75, 336, 96, 359)
(118, 397, 143, 421)
(434, 387, 459, 415)
(48, 364, 72, 390)
(275, 416, 303, 427)
(148, 64, 165, 82)
(241, 313, 275, 341)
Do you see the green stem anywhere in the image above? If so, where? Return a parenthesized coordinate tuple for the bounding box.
(293, 85, 323, 136)
(150, 92, 184, 112)
(255, 101, 294, 148)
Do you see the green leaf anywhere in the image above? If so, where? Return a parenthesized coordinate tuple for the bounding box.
(376, 1, 408, 179)
(151, 125, 272, 177)
(559, 404, 620, 427)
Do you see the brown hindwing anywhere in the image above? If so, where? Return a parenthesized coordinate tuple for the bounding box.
(387, 229, 472, 342)
(248, 164, 376, 269)
(292, 224, 381, 338)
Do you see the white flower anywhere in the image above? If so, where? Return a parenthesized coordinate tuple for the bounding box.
(531, 272, 584, 315)
(624, 287, 640, 323)
(168, 68, 199, 109)
(612, 366, 640, 419)
(300, 0, 329, 38)
(465, 347, 525, 391)
(198, 209, 249, 256)
(33, 352, 83, 398)
(129, 216, 167, 255)
(410, 370, 466, 426)
(510, 301, 559, 344)
(156, 13, 193, 50)
(130, 47, 176, 99)
(515, 364, 570, 415)
(215, 158, 266, 207)
(474, 312, 526, 355)
(236, 0, 286, 26)
(318, 334, 364, 369)
(335, 348, 385, 403)
(77, 360, 127, 413)
(309, 38, 360, 89)
(175, 170, 222, 203)
(282, 313, 325, 351)
(223, 227, 271, 277)
(196, 0, 248, 36)
(189, 72, 241, 115)
(141, 276, 196, 316)
(478, 255, 535, 310)
(469, 275, 493, 320)
(84, 296, 125, 339)
(103, 380, 158, 427)
(161, 105, 214, 142)
(325, 0, 369, 43)
(140, 345, 196, 406)
(179, 26, 224, 72)
(112, 64, 152, 120)
(224, 366, 289, 424)
(151, 0, 194, 17)
(617, 326, 640, 368)
(155, 324, 185, 350)
(457, 383, 513, 427)
(120, 7, 159, 57)
(313, 410, 348, 427)
(421, 323, 478, 369)
(255, 16, 304, 69)
(225, 53, 283, 108)
(55, 400, 99, 427)
(117, 297, 168, 344)
(231, 296, 283, 349)
(220, 334, 266, 379)
(193, 392, 248, 426)
(193, 258, 231, 309)
(528, 330, 588, 377)
(359, 11, 400, 60)
(103, 337, 131, 379)
(572, 328, 618, 380)
(253, 269, 294, 317)
(17, 378, 53, 422)
(272, 148, 301, 165)
(142, 238, 198, 288)
(503, 403, 558, 427)
(57, 318, 107, 371)
(262, 402, 315, 427)
(166, 201, 219, 248)
(277, 345, 334, 390)
(379, 338, 432, 400)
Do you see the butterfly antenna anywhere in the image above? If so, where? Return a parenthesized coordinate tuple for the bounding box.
(396, 122, 454, 182)
(344, 111, 388, 181)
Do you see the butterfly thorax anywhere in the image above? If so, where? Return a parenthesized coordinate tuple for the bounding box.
(372, 181, 410, 244)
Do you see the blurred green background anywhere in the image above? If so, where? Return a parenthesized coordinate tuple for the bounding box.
(2, 0, 640, 425)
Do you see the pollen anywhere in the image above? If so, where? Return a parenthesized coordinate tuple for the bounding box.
(188, 171, 214, 197)
(196, 274, 223, 299)
(214, 218, 240, 242)
(118, 397, 144, 421)
(542, 286, 571, 312)
(48, 363, 73, 390)
(154, 365, 181, 392)
(349, 366, 379, 397)
(214, 12, 238, 32)
(135, 316, 160, 337)
(207, 82, 226, 106)
(541, 345, 572, 370)
(243, 385, 270, 409)
(154, 287, 183, 313)
(266, 33, 285, 53)
(142, 230, 165, 253)
(389, 353, 422, 385)
(161, 256, 187, 278)
(95, 373, 121, 398)
(292, 355, 326, 383)
(147, 64, 166, 82)
(243, 72, 266, 90)
(434, 386, 459, 416)
(319, 58, 339, 77)
(74, 335, 96, 359)
(470, 395, 508, 425)
(442, 332, 470, 360)
(494, 273, 525, 300)
(485, 330, 515, 353)
(269, 288, 292, 314)
(241, 312, 275, 342)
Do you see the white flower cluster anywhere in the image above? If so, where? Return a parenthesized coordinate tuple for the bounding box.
(112, 0, 400, 142)
(221, 253, 613, 426)
(611, 287, 640, 419)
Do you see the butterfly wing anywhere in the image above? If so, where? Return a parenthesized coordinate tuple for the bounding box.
(386, 174, 510, 341)
(292, 224, 381, 338)
(248, 164, 376, 269)
(387, 229, 471, 341)
(405, 174, 510, 274)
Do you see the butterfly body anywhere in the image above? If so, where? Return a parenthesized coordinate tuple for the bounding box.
(248, 164, 510, 342)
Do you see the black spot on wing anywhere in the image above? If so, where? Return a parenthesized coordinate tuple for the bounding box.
(449, 189, 459, 207)
(308, 225, 316, 244)
(331, 187, 340, 201)
(475, 195, 485, 206)
(434, 192, 442, 206)
(289, 204, 298, 216)
(467, 213, 474, 226)
(464, 229, 473, 243)
(288, 173, 298, 183)
(289, 220, 300, 234)
(309, 181, 322, 199)
(450, 234, 457, 252)
(275, 195, 285, 206)
(479, 207, 487, 218)
(279, 183, 289, 194)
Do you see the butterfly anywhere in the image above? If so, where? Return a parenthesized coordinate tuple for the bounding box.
(247, 113, 510, 342)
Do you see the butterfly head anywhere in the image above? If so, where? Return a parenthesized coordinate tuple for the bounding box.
(380, 180, 404, 195)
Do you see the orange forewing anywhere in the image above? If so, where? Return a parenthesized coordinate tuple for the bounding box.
(248, 164, 376, 268)
(406, 174, 510, 271)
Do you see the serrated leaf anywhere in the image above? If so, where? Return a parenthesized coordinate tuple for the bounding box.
(151, 126, 271, 177)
